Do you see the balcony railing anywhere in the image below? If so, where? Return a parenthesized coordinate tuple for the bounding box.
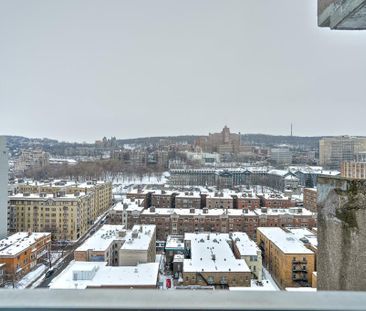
(0, 290, 366, 310)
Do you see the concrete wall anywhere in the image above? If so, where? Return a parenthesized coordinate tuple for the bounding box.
(0, 137, 8, 239)
(318, 176, 366, 290)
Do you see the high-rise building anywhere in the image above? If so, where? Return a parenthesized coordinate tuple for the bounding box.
(0, 137, 8, 239)
(319, 136, 366, 169)
(270, 147, 293, 165)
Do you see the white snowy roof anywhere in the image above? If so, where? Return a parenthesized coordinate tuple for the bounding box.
(268, 169, 291, 177)
(121, 225, 155, 251)
(175, 192, 201, 199)
(231, 232, 260, 256)
(165, 236, 184, 250)
(143, 208, 256, 217)
(152, 190, 175, 196)
(254, 207, 313, 216)
(15, 179, 108, 188)
(9, 192, 87, 200)
(76, 225, 125, 252)
(287, 228, 318, 248)
(112, 201, 144, 212)
(257, 228, 314, 254)
(49, 261, 159, 289)
(183, 233, 250, 273)
(0, 232, 51, 257)
(206, 192, 233, 199)
(288, 166, 340, 176)
(261, 193, 291, 200)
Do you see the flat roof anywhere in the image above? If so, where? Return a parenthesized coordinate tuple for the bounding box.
(231, 232, 260, 256)
(15, 179, 109, 188)
(143, 208, 257, 217)
(9, 192, 88, 200)
(287, 228, 318, 248)
(175, 192, 201, 199)
(76, 225, 125, 252)
(49, 261, 159, 289)
(257, 227, 314, 254)
(183, 233, 250, 273)
(121, 225, 155, 251)
(0, 232, 51, 257)
(165, 236, 184, 250)
(112, 201, 144, 212)
(254, 207, 313, 216)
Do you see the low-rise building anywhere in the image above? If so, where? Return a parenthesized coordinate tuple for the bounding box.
(231, 232, 262, 281)
(0, 232, 51, 283)
(49, 261, 159, 289)
(259, 193, 295, 208)
(122, 206, 316, 241)
(303, 188, 317, 212)
(175, 192, 201, 209)
(206, 192, 233, 209)
(108, 200, 144, 228)
(235, 192, 260, 210)
(151, 190, 176, 208)
(165, 235, 185, 265)
(183, 233, 251, 288)
(126, 189, 153, 208)
(74, 225, 126, 266)
(257, 227, 315, 289)
(119, 225, 156, 266)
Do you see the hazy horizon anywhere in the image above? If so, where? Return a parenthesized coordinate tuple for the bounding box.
(1, 0, 366, 142)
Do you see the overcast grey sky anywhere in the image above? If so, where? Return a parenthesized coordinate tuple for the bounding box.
(1, 0, 365, 142)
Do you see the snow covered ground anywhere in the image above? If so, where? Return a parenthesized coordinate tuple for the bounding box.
(111, 172, 169, 188)
(50, 251, 63, 265)
(5, 264, 47, 289)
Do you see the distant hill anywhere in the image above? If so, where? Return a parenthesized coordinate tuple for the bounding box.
(241, 134, 322, 149)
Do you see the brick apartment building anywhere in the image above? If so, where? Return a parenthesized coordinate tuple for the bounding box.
(0, 232, 51, 283)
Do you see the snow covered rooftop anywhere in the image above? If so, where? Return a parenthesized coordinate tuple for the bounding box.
(183, 233, 250, 273)
(254, 207, 313, 216)
(14, 179, 108, 188)
(261, 193, 291, 200)
(49, 261, 159, 289)
(76, 225, 125, 252)
(143, 208, 257, 217)
(112, 200, 144, 212)
(9, 192, 88, 200)
(0, 232, 51, 257)
(288, 166, 340, 176)
(287, 228, 318, 248)
(121, 225, 155, 251)
(175, 191, 201, 199)
(206, 192, 233, 199)
(165, 235, 184, 250)
(231, 232, 260, 257)
(257, 228, 314, 254)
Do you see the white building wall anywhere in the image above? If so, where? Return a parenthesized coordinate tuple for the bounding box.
(0, 137, 8, 239)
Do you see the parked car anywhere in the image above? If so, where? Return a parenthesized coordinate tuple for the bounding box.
(45, 268, 55, 279)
